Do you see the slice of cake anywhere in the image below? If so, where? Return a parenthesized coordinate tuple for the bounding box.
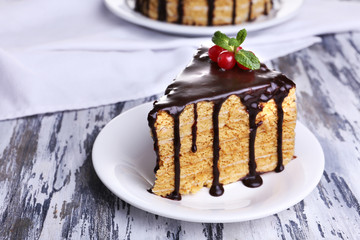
(135, 0, 273, 26)
(148, 30, 296, 200)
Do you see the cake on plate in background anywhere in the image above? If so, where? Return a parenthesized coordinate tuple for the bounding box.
(135, 0, 273, 26)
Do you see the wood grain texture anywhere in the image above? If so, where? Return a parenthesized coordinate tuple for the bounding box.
(1, 32, 360, 239)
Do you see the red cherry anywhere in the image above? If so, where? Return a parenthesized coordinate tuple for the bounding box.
(237, 62, 249, 70)
(217, 51, 236, 70)
(236, 46, 243, 51)
(208, 45, 225, 62)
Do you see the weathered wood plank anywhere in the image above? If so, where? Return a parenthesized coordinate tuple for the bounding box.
(0, 32, 360, 240)
(271, 32, 360, 240)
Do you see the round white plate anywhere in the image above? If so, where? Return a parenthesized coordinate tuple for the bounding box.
(104, 0, 304, 36)
(92, 102, 324, 223)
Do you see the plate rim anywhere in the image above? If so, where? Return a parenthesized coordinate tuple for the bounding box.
(104, 0, 305, 36)
(92, 102, 325, 223)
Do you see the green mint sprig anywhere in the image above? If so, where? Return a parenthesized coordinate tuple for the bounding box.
(212, 29, 260, 70)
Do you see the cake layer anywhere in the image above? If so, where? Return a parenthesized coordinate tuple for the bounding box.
(135, 0, 272, 26)
(151, 89, 296, 196)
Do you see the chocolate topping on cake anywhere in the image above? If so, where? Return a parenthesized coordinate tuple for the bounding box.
(148, 47, 295, 200)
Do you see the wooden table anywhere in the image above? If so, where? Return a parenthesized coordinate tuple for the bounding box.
(1, 32, 359, 239)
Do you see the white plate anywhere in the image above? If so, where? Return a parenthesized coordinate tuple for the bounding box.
(92, 102, 324, 223)
(104, 0, 304, 36)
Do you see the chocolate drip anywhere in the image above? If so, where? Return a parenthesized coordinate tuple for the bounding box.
(167, 113, 182, 200)
(209, 100, 225, 196)
(148, 47, 295, 197)
(273, 83, 293, 172)
(134, 0, 141, 12)
(275, 101, 284, 172)
(191, 103, 198, 153)
(135, 0, 149, 14)
(207, 0, 215, 26)
(158, 0, 167, 21)
(148, 111, 160, 173)
(264, 1, 269, 15)
(248, 0, 253, 21)
(177, 0, 184, 24)
(149, 104, 186, 200)
(232, 0, 237, 25)
(242, 102, 263, 188)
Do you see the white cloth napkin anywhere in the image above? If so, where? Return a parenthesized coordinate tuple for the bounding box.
(0, 0, 359, 120)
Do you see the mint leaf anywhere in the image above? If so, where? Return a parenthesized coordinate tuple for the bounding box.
(228, 38, 240, 48)
(211, 29, 261, 70)
(212, 31, 233, 51)
(235, 49, 260, 70)
(236, 29, 247, 45)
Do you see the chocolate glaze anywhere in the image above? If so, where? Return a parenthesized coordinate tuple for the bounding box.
(274, 86, 287, 172)
(148, 47, 295, 200)
(210, 99, 225, 196)
(191, 103, 198, 153)
(232, 0, 237, 25)
(148, 116, 160, 173)
(134, 0, 272, 26)
(135, 0, 149, 14)
(158, 0, 167, 21)
(243, 103, 262, 187)
(177, 0, 184, 24)
(264, 1, 269, 15)
(134, 0, 141, 12)
(248, 0, 253, 21)
(207, 0, 215, 26)
(169, 113, 182, 200)
(146, 0, 150, 13)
